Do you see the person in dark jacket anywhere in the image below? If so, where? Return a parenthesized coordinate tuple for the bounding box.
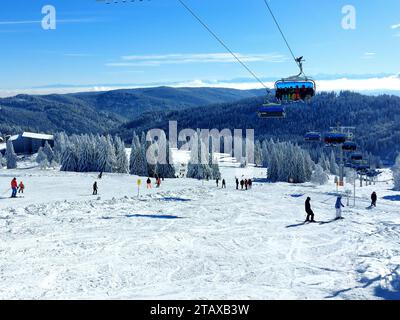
(222, 179, 226, 188)
(248, 179, 252, 189)
(371, 192, 377, 207)
(335, 196, 345, 219)
(216, 178, 219, 187)
(93, 181, 98, 195)
(235, 177, 239, 190)
(244, 179, 248, 190)
(240, 179, 244, 190)
(305, 197, 315, 222)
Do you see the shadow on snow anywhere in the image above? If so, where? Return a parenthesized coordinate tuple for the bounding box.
(160, 197, 191, 202)
(382, 195, 400, 202)
(125, 214, 183, 219)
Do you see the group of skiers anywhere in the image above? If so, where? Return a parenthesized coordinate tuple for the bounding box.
(305, 191, 378, 222)
(215, 178, 226, 188)
(9, 177, 25, 198)
(147, 176, 163, 189)
(215, 177, 254, 190)
(235, 177, 252, 190)
(92, 173, 165, 195)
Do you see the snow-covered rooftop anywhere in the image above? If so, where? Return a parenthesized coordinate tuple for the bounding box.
(22, 132, 54, 140)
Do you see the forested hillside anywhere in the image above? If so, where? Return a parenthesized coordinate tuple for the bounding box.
(116, 91, 400, 163)
(0, 87, 264, 135)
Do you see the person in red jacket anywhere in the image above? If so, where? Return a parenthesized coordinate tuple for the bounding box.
(18, 181, 25, 194)
(11, 178, 18, 198)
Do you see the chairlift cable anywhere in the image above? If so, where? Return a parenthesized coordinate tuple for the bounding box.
(262, 0, 297, 64)
(176, 0, 268, 90)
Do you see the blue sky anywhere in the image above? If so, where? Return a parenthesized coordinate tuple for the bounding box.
(0, 0, 399, 95)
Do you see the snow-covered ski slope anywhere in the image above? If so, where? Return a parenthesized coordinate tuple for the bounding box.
(0, 165, 399, 299)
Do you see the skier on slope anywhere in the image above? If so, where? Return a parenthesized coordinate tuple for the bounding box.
(216, 178, 219, 187)
(248, 179, 252, 189)
(371, 192, 377, 207)
(335, 196, 345, 220)
(18, 181, 25, 194)
(244, 179, 248, 190)
(235, 177, 239, 190)
(93, 181, 98, 195)
(11, 178, 18, 198)
(222, 179, 226, 189)
(240, 179, 244, 190)
(146, 177, 152, 189)
(305, 197, 315, 222)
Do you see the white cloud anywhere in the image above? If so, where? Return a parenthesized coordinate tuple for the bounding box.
(0, 18, 95, 26)
(391, 23, 400, 29)
(106, 53, 288, 67)
(362, 52, 376, 59)
(1, 75, 400, 98)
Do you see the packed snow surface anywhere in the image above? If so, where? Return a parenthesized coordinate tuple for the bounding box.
(0, 164, 400, 300)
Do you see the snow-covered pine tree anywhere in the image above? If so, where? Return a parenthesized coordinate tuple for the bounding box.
(268, 141, 314, 183)
(254, 140, 263, 167)
(146, 140, 158, 177)
(97, 135, 116, 173)
(43, 141, 55, 163)
(129, 133, 138, 174)
(60, 145, 78, 172)
(209, 150, 221, 180)
(311, 164, 329, 185)
(393, 154, 400, 191)
(5, 140, 17, 169)
(36, 147, 48, 167)
(187, 133, 211, 180)
(114, 136, 129, 173)
(75, 135, 88, 172)
(330, 150, 339, 175)
(53, 132, 69, 163)
(318, 153, 330, 172)
(129, 134, 148, 177)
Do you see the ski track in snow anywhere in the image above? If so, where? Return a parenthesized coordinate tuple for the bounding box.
(0, 167, 400, 299)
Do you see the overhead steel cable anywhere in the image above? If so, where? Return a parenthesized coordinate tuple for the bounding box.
(177, 0, 268, 90)
(262, 0, 306, 77)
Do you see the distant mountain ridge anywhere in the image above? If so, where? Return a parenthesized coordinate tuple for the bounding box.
(0, 86, 264, 135)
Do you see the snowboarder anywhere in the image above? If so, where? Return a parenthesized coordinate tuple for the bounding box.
(216, 178, 219, 187)
(235, 177, 239, 190)
(11, 178, 18, 198)
(146, 177, 152, 189)
(244, 179, 248, 190)
(335, 196, 345, 219)
(371, 192, 377, 207)
(93, 181, 98, 195)
(222, 179, 226, 188)
(18, 181, 25, 194)
(305, 197, 315, 222)
(240, 179, 244, 190)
